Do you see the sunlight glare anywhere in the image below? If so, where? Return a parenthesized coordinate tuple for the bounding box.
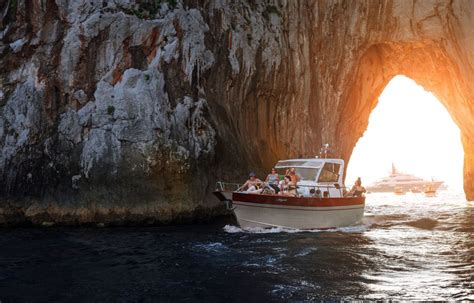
(346, 75, 464, 191)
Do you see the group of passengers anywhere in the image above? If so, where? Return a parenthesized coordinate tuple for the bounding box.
(240, 169, 366, 198)
(240, 168, 301, 197)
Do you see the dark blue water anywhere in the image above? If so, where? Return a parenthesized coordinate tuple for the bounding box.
(0, 192, 472, 301)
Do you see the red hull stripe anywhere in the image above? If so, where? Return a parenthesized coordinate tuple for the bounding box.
(232, 192, 365, 207)
(233, 202, 364, 212)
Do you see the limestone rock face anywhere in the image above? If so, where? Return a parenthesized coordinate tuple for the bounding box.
(0, 0, 473, 224)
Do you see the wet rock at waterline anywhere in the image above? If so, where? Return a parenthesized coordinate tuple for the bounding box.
(0, 1, 473, 225)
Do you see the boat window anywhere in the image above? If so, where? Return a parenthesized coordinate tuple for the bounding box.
(318, 162, 340, 183)
(399, 178, 421, 182)
(276, 168, 319, 181)
(297, 168, 319, 181)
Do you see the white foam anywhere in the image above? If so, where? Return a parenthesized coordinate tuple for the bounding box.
(241, 262, 261, 268)
(223, 225, 303, 234)
(241, 255, 283, 271)
(193, 242, 228, 253)
(223, 224, 368, 234)
(223, 225, 244, 233)
(294, 247, 318, 257)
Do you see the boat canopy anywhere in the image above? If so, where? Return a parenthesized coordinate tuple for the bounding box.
(275, 158, 344, 169)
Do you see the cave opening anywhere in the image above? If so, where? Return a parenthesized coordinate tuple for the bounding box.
(345, 75, 464, 193)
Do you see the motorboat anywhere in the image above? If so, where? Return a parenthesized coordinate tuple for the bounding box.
(424, 183, 437, 197)
(394, 187, 406, 195)
(213, 157, 365, 230)
(366, 163, 443, 193)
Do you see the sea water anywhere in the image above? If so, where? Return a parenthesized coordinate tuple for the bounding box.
(0, 192, 472, 301)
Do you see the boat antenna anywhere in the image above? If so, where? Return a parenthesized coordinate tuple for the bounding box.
(319, 143, 330, 159)
(391, 162, 397, 175)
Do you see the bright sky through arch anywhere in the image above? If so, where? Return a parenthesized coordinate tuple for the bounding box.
(346, 75, 464, 191)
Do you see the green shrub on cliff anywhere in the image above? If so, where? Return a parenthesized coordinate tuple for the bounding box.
(263, 5, 281, 21)
(267, 5, 281, 15)
(247, 33, 252, 46)
(107, 105, 115, 116)
(1, 0, 18, 31)
(125, 0, 178, 19)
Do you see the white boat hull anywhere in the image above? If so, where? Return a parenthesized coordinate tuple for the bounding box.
(424, 191, 437, 197)
(367, 181, 443, 193)
(233, 201, 364, 229)
(230, 192, 365, 230)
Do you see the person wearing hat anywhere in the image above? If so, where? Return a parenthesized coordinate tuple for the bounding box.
(279, 175, 297, 197)
(241, 172, 263, 193)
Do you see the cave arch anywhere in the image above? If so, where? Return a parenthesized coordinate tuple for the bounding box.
(345, 75, 464, 190)
(335, 42, 473, 199)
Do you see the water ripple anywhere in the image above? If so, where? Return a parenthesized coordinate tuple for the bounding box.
(0, 192, 471, 301)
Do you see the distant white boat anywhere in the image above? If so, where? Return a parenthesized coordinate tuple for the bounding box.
(366, 163, 443, 193)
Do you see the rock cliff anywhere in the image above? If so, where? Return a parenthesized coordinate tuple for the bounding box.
(0, 0, 473, 225)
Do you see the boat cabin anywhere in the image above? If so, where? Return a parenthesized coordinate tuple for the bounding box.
(274, 158, 345, 198)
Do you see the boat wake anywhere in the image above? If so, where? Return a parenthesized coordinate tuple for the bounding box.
(223, 224, 369, 234)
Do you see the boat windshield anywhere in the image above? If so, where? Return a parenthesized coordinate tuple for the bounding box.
(276, 167, 319, 182)
(275, 160, 323, 168)
(317, 162, 341, 183)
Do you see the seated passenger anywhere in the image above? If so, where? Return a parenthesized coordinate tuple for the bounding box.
(279, 175, 297, 197)
(279, 175, 290, 193)
(261, 186, 275, 195)
(346, 177, 366, 197)
(285, 167, 300, 185)
(241, 172, 263, 193)
(265, 168, 280, 194)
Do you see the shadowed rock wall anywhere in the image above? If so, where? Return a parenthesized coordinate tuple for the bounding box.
(0, 0, 472, 225)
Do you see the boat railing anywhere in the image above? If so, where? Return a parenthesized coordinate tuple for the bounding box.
(215, 181, 242, 192)
(295, 184, 349, 198)
(295, 184, 349, 189)
(216, 181, 351, 197)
